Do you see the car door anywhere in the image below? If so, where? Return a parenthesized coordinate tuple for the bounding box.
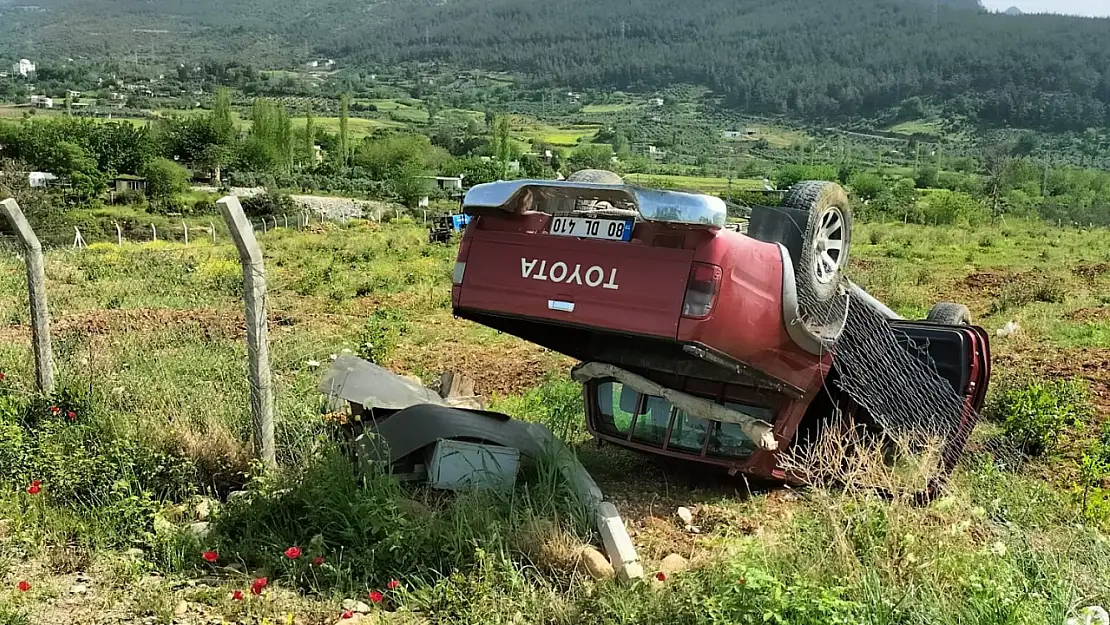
(888, 320, 991, 472)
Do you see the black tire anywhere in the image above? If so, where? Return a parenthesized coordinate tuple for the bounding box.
(566, 169, 623, 184)
(777, 181, 853, 304)
(926, 302, 972, 325)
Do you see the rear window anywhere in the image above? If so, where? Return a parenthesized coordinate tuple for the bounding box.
(594, 381, 773, 459)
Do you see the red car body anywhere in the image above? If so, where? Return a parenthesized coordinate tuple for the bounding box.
(450, 180, 990, 481)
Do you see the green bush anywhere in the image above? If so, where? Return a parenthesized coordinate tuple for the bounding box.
(357, 307, 409, 365)
(241, 193, 296, 217)
(986, 378, 1094, 456)
(774, 164, 839, 189)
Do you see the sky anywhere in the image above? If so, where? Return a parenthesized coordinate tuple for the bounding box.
(979, 0, 1110, 17)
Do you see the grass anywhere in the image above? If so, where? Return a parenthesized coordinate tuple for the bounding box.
(624, 172, 766, 193)
(512, 116, 600, 147)
(887, 118, 944, 137)
(0, 214, 1108, 623)
(581, 103, 634, 114)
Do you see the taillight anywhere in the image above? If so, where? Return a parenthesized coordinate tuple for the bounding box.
(682, 263, 722, 319)
(453, 234, 472, 286)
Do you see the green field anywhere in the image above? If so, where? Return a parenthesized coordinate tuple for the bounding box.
(887, 118, 945, 137)
(581, 103, 634, 114)
(513, 117, 600, 147)
(625, 172, 766, 193)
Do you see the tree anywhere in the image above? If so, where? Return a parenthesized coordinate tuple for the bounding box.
(520, 153, 546, 178)
(140, 157, 191, 201)
(494, 115, 511, 179)
(914, 164, 940, 189)
(566, 144, 613, 173)
(444, 157, 501, 186)
(302, 105, 316, 168)
(243, 99, 293, 173)
(210, 88, 236, 145)
(338, 93, 351, 168)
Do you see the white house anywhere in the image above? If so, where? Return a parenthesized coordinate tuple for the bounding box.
(649, 97, 665, 107)
(28, 172, 58, 188)
(30, 95, 53, 109)
(433, 176, 464, 190)
(12, 59, 35, 77)
(722, 130, 745, 140)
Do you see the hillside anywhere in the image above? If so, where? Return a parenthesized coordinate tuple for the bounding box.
(334, 0, 1109, 132)
(1, 0, 1108, 132)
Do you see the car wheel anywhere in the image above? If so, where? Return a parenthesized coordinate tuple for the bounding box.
(566, 169, 624, 184)
(781, 181, 853, 304)
(926, 302, 972, 325)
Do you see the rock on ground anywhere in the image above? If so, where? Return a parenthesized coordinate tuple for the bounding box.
(659, 553, 689, 577)
(579, 546, 615, 581)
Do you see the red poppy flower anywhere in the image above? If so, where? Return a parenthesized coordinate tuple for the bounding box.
(202, 551, 218, 563)
(49, 406, 60, 415)
(368, 590, 383, 603)
(26, 481, 41, 495)
(232, 590, 244, 601)
(737, 577, 746, 585)
(284, 546, 302, 559)
(341, 611, 354, 620)
(250, 577, 268, 595)
(0, 372, 7, 381)
(386, 579, 400, 590)
(655, 571, 667, 582)
(312, 556, 324, 566)
(17, 581, 30, 592)
(66, 411, 76, 421)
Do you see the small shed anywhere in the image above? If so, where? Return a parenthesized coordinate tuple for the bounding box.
(114, 175, 148, 194)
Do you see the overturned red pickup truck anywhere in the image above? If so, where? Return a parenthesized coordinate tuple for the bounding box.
(450, 171, 990, 482)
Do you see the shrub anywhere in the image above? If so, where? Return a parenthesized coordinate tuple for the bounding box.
(148, 196, 188, 215)
(240, 193, 296, 217)
(986, 378, 1093, 456)
(357, 307, 408, 365)
(775, 164, 839, 189)
(848, 172, 884, 202)
(139, 158, 191, 201)
(114, 189, 146, 206)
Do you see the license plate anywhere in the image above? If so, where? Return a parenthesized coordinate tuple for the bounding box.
(548, 217, 633, 242)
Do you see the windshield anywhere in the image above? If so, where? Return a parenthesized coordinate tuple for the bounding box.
(593, 380, 774, 459)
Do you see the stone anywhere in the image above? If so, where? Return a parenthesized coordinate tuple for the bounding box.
(659, 554, 689, 577)
(341, 599, 373, 614)
(227, 490, 249, 503)
(578, 546, 614, 581)
(676, 507, 694, 526)
(187, 522, 211, 538)
(173, 600, 188, 617)
(69, 584, 88, 594)
(125, 548, 145, 559)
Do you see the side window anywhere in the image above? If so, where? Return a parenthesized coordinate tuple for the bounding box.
(596, 381, 637, 435)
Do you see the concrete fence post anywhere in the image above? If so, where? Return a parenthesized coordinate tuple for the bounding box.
(183, 221, 189, 247)
(0, 199, 55, 394)
(151, 223, 157, 242)
(283, 214, 289, 229)
(115, 222, 123, 247)
(217, 196, 276, 468)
